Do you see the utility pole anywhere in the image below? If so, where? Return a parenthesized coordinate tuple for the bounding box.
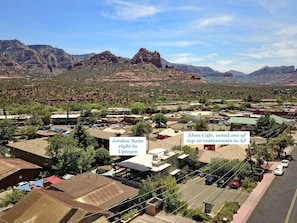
(248, 144, 254, 174)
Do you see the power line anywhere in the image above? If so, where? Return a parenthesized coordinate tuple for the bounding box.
(114, 160, 248, 223)
(67, 160, 233, 223)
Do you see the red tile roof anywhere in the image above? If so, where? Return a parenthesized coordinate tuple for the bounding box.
(44, 175, 63, 184)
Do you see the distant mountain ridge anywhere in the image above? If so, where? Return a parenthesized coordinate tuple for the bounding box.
(0, 39, 296, 85)
(161, 58, 297, 85)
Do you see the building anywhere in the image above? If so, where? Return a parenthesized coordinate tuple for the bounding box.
(87, 128, 128, 149)
(7, 138, 52, 169)
(116, 148, 188, 176)
(0, 114, 31, 126)
(107, 107, 131, 115)
(50, 112, 81, 125)
(155, 128, 183, 139)
(50, 172, 139, 216)
(0, 189, 111, 223)
(197, 144, 248, 164)
(0, 158, 42, 189)
(228, 114, 285, 131)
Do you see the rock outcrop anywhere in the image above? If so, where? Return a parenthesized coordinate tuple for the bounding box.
(131, 48, 162, 68)
(89, 51, 128, 64)
(0, 40, 76, 75)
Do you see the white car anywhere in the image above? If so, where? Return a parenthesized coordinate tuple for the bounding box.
(274, 165, 284, 176)
(281, 159, 290, 168)
(13, 181, 28, 189)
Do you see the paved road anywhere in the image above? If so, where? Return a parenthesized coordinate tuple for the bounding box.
(180, 176, 249, 216)
(247, 147, 297, 223)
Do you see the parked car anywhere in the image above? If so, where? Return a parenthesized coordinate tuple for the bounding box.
(274, 165, 284, 176)
(195, 169, 203, 177)
(229, 177, 241, 189)
(13, 181, 28, 190)
(281, 159, 290, 168)
(284, 154, 293, 161)
(205, 175, 218, 185)
(216, 177, 229, 188)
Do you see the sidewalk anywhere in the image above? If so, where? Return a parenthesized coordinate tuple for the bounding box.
(231, 161, 278, 223)
(231, 146, 294, 223)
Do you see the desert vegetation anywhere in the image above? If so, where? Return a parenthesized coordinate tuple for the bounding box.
(1, 63, 297, 110)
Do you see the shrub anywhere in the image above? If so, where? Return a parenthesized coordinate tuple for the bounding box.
(0, 190, 26, 208)
(241, 177, 258, 193)
(212, 201, 240, 223)
(122, 208, 138, 221)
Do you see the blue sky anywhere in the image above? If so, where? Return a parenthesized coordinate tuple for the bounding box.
(1, 0, 296, 73)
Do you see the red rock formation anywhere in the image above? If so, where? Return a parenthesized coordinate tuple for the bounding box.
(131, 48, 162, 68)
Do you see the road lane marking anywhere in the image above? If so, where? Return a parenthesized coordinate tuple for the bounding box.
(284, 188, 297, 223)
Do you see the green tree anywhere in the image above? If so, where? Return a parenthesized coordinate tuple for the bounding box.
(254, 144, 270, 165)
(138, 174, 180, 212)
(47, 133, 78, 158)
(194, 119, 208, 131)
(172, 145, 200, 170)
(99, 109, 108, 118)
(254, 113, 277, 136)
(130, 120, 152, 137)
(95, 147, 112, 165)
(152, 113, 167, 128)
(80, 109, 97, 124)
(179, 115, 192, 124)
(138, 175, 156, 202)
(161, 175, 180, 212)
(26, 125, 38, 139)
(77, 146, 96, 173)
(205, 158, 251, 180)
(226, 101, 236, 110)
(26, 111, 43, 127)
(0, 119, 16, 145)
(130, 102, 145, 115)
(72, 122, 95, 148)
(53, 147, 81, 175)
(267, 130, 294, 157)
(239, 102, 251, 111)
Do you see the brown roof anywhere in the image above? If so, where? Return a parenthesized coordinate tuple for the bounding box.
(37, 130, 56, 137)
(87, 128, 118, 140)
(0, 158, 42, 180)
(0, 189, 111, 223)
(87, 128, 129, 140)
(51, 172, 139, 210)
(7, 138, 50, 158)
(198, 144, 247, 163)
(148, 133, 184, 151)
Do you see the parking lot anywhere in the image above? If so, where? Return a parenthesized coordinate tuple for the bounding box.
(179, 176, 250, 216)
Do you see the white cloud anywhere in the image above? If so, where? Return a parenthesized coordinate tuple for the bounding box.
(155, 41, 196, 47)
(218, 60, 233, 65)
(255, 0, 289, 14)
(195, 15, 234, 28)
(167, 53, 204, 64)
(177, 5, 203, 12)
(105, 1, 160, 20)
(240, 40, 297, 59)
(153, 40, 210, 48)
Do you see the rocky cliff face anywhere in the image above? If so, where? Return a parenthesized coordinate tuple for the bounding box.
(0, 40, 76, 75)
(89, 50, 128, 64)
(249, 65, 296, 76)
(131, 48, 162, 68)
(1, 39, 296, 85)
(28, 45, 75, 70)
